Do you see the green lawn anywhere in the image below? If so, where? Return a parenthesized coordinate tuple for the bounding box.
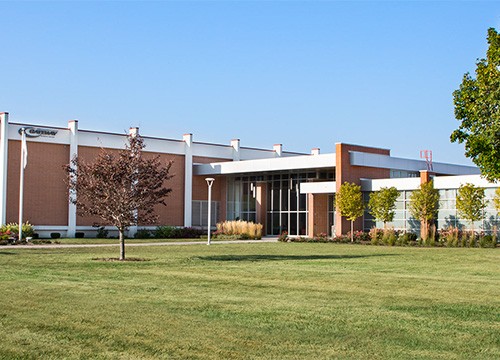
(51, 238, 205, 245)
(0, 243, 498, 359)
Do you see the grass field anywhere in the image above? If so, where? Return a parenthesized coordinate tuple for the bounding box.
(50, 238, 206, 245)
(0, 243, 498, 359)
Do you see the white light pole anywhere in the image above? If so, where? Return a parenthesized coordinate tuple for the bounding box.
(205, 178, 215, 245)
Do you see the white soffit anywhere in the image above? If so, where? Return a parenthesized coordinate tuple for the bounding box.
(360, 177, 421, 191)
(194, 153, 335, 175)
(350, 151, 480, 175)
(361, 174, 499, 192)
(300, 181, 336, 194)
(433, 174, 499, 189)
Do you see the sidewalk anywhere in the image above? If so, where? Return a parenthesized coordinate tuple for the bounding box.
(2, 237, 279, 249)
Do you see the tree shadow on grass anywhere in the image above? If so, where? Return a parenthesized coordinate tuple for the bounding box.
(0, 251, 16, 255)
(196, 254, 399, 262)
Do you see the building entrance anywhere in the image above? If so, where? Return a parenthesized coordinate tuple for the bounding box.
(266, 174, 310, 236)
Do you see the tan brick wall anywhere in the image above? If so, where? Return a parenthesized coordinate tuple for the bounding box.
(6, 140, 69, 226)
(335, 143, 391, 236)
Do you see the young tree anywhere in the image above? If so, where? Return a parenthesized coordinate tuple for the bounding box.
(493, 188, 500, 214)
(336, 182, 365, 242)
(368, 186, 399, 229)
(451, 28, 500, 182)
(66, 134, 173, 260)
(408, 181, 440, 240)
(456, 183, 487, 235)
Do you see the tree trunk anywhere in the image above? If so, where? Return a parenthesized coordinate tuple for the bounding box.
(119, 228, 125, 260)
(421, 219, 428, 241)
(471, 223, 475, 246)
(351, 221, 354, 243)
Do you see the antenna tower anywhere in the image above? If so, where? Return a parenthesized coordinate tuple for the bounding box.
(420, 150, 433, 171)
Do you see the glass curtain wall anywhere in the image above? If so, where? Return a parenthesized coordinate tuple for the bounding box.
(227, 176, 258, 223)
(227, 172, 324, 236)
(266, 173, 314, 236)
(363, 190, 419, 232)
(437, 188, 500, 232)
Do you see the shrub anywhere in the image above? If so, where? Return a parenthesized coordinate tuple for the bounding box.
(424, 225, 437, 247)
(180, 227, 204, 238)
(278, 231, 289, 242)
(398, 232, 417, 246)
(96, 227, 108, 239)
(155, 226, 178, 238)
(382, 228, 397, 246)
(332, 235, 350, 243)
(50, 232, 61, 239)
(439, 227, 460, 247)
(369, 228, 382, 245)
(216, 220, 263, 240)
(155, 226, 203, 239)
(479, 235, 496, 248)
(315, 232, 329, 241)
(468, 232, 477, 248)
(346, 230, 370, 243)
(0, 222, 34, 239)
(134, 229, 151, 239)
(75, 232, 85, 238)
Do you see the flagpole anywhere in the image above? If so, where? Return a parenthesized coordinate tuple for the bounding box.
(18, 128, 26, 242)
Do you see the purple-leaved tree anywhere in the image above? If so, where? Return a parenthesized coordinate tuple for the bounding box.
(66, 134, 173, 260)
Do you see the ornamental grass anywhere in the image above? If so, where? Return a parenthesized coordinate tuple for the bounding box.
(216, 220, 263, 239)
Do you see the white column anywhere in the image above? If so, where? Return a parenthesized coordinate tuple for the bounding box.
(273, 144, 282, 157)
(0, 113, 9, 225)
(67, 120, 78, 238)
(128, 127, 139, 238)
(231, 139, 240, 161)
(183, 133, 193, 227)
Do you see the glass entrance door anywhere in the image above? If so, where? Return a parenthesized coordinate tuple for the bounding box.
(266, 174, 308, 236)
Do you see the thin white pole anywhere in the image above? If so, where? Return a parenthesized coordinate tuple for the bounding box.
(207, 182, 212, 245)
(205, 178, 215, 246)
(18, 128, 26, 242)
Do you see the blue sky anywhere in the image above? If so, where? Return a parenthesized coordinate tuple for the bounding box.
(2, 1, 500, 165)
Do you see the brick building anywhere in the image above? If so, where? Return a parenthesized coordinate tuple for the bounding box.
(0, 112, 487, 238)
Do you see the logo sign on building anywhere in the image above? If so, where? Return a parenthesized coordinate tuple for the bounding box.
(19, 127, 58, 138)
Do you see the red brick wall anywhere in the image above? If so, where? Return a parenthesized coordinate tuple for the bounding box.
(256, 182, 267, 232)
(335, 143, 391, 236)
(308, 193, 328, 237)
(76, 146, 185, 227)
(6, 140, 69, 226)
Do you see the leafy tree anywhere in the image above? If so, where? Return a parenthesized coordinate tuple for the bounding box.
(66, 134, 173, 260)
(451, 28, 500, 182)
(335, 182, 365, 242)
(493, 188, 500, 214)
(456, 183, 487, 235)
(408, 181, 440, 240)
(368, 186, 399, 229)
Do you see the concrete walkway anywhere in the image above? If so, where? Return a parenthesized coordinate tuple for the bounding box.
(2, 238, 279, 249)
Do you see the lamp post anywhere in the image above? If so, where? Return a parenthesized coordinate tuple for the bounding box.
(205, 178, 215, 245)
